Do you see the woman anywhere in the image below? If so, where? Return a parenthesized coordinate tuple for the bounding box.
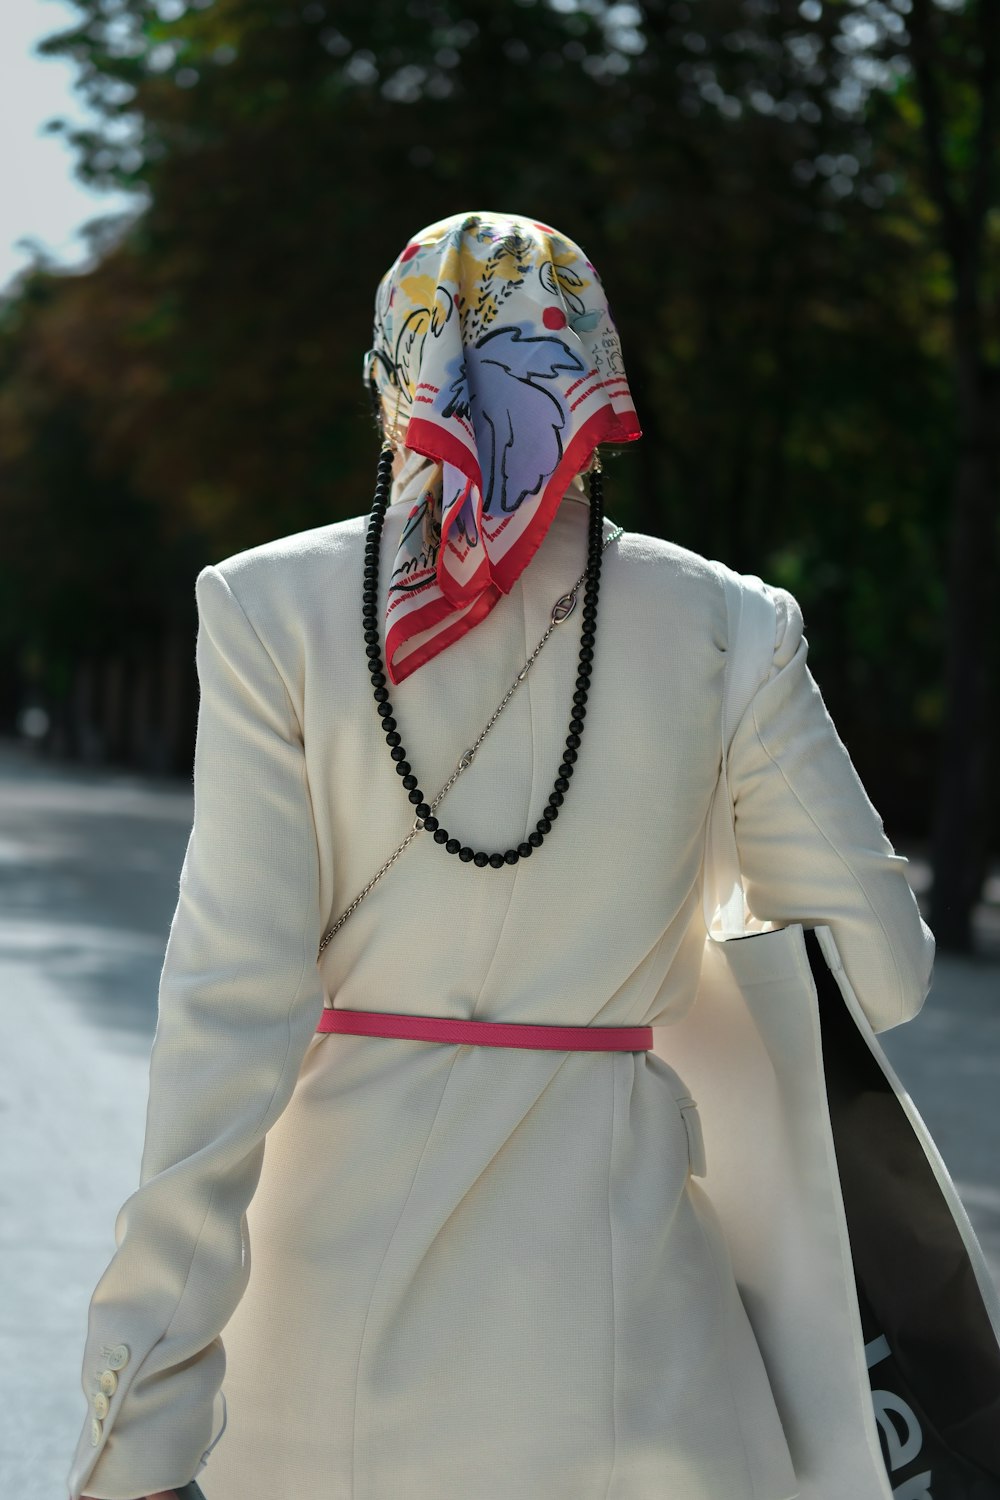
(69, 210, 934, 1500)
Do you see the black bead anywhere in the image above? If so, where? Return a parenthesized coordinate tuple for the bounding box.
(415, 803, 431, 820)
(580, 646, 594, 662)
(580, 629, 595, 647)
(528, 831, 543, 847)
(390, 747, 406, 763)
(386, 731, 401, 746)
(550, 789, 564, 806)
(489, 853, 505, 868)
(446, 839, 461, 854)
(408, 790, 424, 805)
(517, 841, 533, 858)
(572, 689, 587, 704)
(372, 671, 386, 687)
(566, 733, 581, 749)
(374, 687, 389, 703)
(459, 846, 475, 861)
(554, 776, 569, 792)
(376, 702, 392, 719)
(422, 814, 438, 831)
(559, 763, 574, 779)
(502, 849, 518, 864)
(402, 773, 417, 790)
(434, 828, 449, 844)
(568, 718, 584, 734)
(473, 851, 489, 867)
(367, 643, 382, 660)
(382, 717, 396, 732)
(537, 817, 551, 834)
(562, 747, 577, 763)
(364, 629, 379, 645)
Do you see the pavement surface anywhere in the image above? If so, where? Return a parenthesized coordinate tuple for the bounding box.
(0, 734, 997, 1499)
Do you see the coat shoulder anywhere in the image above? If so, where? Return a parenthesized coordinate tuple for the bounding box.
(198, 517, 365, 621)
(196, 518, 752, 658)
(615, 528, 729, 648)
(617, 527, 722, 585)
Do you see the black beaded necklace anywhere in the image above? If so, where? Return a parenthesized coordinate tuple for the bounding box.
(363, 437, 606, 870)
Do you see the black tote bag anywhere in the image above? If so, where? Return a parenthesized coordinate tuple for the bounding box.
(810, 924, 1000, 1499)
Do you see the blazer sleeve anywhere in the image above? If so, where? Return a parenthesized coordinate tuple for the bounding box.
(66, 563, 326, 1500)
(727, 579, 936, 1034)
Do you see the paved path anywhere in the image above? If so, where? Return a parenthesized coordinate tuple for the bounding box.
(0, 736, 997, 1499)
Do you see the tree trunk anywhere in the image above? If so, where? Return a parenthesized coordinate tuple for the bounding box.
(908, 0, 1000, 953)
(927, 346, 999, 950)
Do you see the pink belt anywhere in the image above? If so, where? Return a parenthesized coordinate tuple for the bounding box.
(316, 1007, 653, 1052)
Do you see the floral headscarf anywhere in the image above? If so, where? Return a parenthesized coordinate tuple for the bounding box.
(364, 210, 641, 685)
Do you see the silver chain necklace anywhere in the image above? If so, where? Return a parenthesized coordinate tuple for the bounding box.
(316, 516, 624, 959)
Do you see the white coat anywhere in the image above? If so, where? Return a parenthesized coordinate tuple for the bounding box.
(66, 470, 935, 1500)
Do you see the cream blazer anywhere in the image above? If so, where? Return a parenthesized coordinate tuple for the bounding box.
(67, 476, 935, 1500)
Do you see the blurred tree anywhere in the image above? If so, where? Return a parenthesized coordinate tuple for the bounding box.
(0, 0, 994, 946)
(891, 0, 999, 953)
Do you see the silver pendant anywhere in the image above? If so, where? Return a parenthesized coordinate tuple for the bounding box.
(551, 590, 577, 625)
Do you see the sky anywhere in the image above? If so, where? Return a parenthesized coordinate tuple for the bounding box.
(0, 0, 140, 296)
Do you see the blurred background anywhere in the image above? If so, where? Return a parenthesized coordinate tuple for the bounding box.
(1, 3, 999, 1491)
(1, 0, 998, 953)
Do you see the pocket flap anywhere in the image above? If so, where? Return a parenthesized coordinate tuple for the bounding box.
(676, 1096, 707, 1177)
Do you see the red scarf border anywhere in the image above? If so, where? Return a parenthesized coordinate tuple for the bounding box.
(384, 402, 641, 685)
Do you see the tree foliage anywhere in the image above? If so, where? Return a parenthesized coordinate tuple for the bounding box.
(1, 0, 997, 857)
